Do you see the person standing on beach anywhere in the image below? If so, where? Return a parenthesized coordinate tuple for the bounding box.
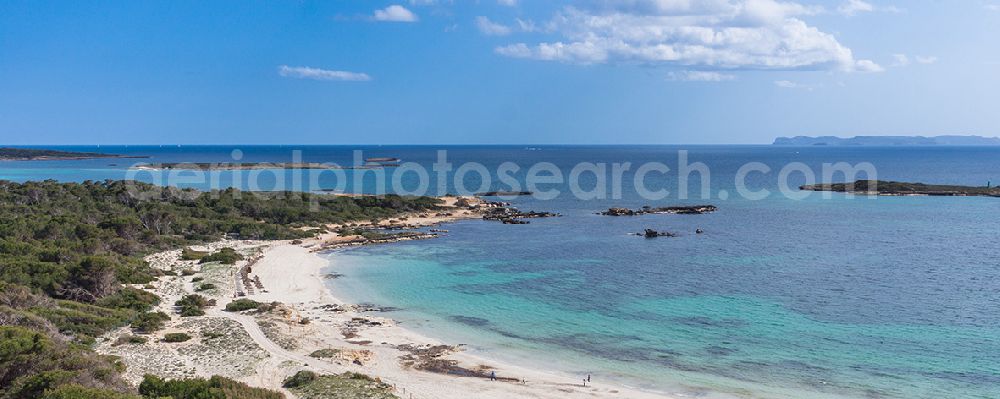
(490, 371, 496, 381)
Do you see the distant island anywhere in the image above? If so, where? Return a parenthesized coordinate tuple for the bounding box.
(801, 180, 1000, 197)
(773, 135, 1000, 146)
(133, 162, 396, 170)
(0, 147, 148, 161)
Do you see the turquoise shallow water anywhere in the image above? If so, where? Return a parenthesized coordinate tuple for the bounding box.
(324, 202, 1000, 399)
(5, 145, 1000, 398)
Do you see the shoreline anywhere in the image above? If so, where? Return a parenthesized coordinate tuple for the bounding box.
(96, 197, 707, 398)
(255, 198, 689, 398)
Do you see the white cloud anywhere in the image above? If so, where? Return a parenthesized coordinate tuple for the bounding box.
(774, 80, 817, 90)
(890, 53, 937, 67)
(891, 53, 910, 67)
(667, 71, 737, 82)
(987, 4, 1000, 11)
(476, 16, 512, 36)
(838, 0, 873, 16)
(498, 0, 517, 6)
(838, 0, 903, 16)
(494, 1, 881, 72)
(855, 59, 884, 72)
(277, 65, 372, 82)
(515, 18, 537, 32)
(774, 80, 800, 88)
(373, 5, 418, 22)
(496, 43, 533, 58)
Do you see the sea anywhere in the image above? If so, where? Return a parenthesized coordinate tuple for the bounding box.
(4, 145, 1000, 399)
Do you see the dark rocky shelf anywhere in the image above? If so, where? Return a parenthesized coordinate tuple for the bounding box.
(600, 205, 717, 216)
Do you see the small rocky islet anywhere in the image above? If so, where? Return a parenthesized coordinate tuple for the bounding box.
(599, 205, 718, 216)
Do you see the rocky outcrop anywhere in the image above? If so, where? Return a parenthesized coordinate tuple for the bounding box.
(601, 205, 717, 216)
(474, 191, 533, 196)
(638, 229, 678, 238)
(482, 206, 560, 225)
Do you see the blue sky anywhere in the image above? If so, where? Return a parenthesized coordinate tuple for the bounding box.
(1, 0, 998, 145)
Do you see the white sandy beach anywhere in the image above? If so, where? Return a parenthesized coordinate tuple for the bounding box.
(97, 197, 719, 399)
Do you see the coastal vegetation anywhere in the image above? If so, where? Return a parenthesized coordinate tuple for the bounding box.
(283, 371, 399, 399)
(175, 294, 215, 317)
(180, 247, 209, 261)
(308, 348, 340, 358)
(139, 375, 283, 399)
(0, 179, 442, 397)
(161, 332, 192, 343)
(199, 248, 244, 264)
(130, 311, 170, 333)
(224, 298, 264, 312)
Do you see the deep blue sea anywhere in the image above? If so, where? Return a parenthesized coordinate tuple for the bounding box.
(4, 145, 1000, 398)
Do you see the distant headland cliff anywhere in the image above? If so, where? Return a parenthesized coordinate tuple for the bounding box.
(773, 135, 1000, 146)
(801, 180, 1000, 197)
(0, 147, 148, 161)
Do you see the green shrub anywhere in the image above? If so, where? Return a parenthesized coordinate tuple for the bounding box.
(95, 287, 160, 312)
(131, 311, 170, 334)
(139, 374, 282, 399)
(180, 247, 209, 261)
(174, 294, 214, 317)
(195, 283, 217, 292)
(40, 384, 139, 399)
(29, 300, 130, 342)
(198, 248, 243, 265)
(224, 299, 261, 312)
(0, 180, 441, 396)
(115, 334, 148, 346)
(161, 333, 191, 343)
(0, 327, 129, 398)
(308, 348, 339, 358)
(282, 370, 317, 388)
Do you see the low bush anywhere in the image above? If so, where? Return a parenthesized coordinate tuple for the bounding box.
(114, 335, 148, 346)
(131, 311, 170, 334)
(180, 247, 209, 261)
(308, 348, 339, 358)
(195, 283, 216, 292)
(224, 299, 261, 312)
(198, 248, 243, 265)
(140, 375, 283, 399)
(282, 370, 317, 388)
(174, 294, 214, 317)
(161, 333, 191, 343)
